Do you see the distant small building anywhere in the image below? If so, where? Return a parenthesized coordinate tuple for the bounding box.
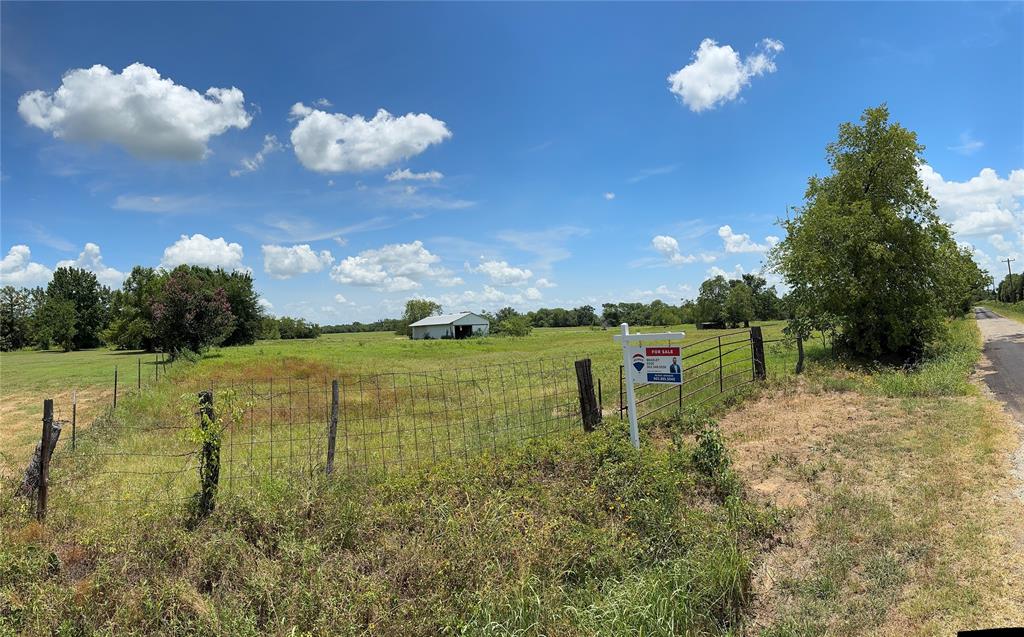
(409, 312, 490, 340)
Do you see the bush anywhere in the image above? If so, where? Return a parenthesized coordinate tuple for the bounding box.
(496, 315, 533, 337)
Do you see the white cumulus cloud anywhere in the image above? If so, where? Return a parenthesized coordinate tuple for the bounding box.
(289, 103, 451, 173)
(386, 168, 444, 182)
(56, 243, 125, 286)
(18, 63, 251, 160)
(161, 234, 247, 271)
(604, 192, 616, 200)
(919, 165, 1024, 237)
(534, 277, 556, 288)
(231, 134, 283, 176)
(667, 38, 783, 112)
(466, 257, 533, 286)
(261, 244, 334, 279)
(0, 245, 53, 287)
(330, 240, 460, 292)
(718, 225, 777, 253)
(651, 235, 717, 265)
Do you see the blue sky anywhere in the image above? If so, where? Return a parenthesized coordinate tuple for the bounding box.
(2, 2, 1022, 323)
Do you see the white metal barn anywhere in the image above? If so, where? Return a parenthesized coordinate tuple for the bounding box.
(408, 312, 490, 340)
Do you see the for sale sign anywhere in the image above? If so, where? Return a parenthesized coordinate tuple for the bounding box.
(627, 346, 682, 385)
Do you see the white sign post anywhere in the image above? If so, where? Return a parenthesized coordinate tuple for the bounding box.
(614, 323, 685, 449)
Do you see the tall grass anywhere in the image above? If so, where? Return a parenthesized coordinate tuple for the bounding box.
(871, 319, 981, 397)
(1, 416, 779, 636)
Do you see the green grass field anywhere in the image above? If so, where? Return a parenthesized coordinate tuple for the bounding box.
(3, 317, 1014, 636)
(1, 322, 803, 464)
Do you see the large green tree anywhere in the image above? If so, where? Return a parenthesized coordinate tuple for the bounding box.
(151, 266, 236, 356)
(724, 282, 755, 328)
(46, 267, 109, 350)
(769, 104, 983, 360)
(0, 286, 32, 351)
(695, 276, 730, 326)
(400, 299, 442, 337)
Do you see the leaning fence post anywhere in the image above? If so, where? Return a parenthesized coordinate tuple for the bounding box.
(751, 326, 766, 381)
(326, 380, 339, 475)
(574, 358, 600, 433)
(795, 335, 805, 375)
(38, 399, 53, 521)
(197, 390, 219, 517)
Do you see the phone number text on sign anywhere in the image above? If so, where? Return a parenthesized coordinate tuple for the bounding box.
(628, 346, 682, 385)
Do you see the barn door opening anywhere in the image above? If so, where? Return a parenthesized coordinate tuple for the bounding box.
(455, 325, 472, 339)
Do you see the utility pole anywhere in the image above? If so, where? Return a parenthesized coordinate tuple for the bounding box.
(1003, 257, 1016, 277)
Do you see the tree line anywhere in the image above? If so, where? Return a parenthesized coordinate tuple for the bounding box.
(995, 272, 1023, 304)
(1, 265, 320, 355)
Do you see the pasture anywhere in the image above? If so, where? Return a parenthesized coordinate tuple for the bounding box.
(2, 321, 807, 521)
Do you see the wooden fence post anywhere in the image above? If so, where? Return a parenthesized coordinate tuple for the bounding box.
(137, 357, 141, 390)
(795, 335, 805, 375)
(751, 326, 766, 381)
(326, 380, 339, 475)
(71, 390, 77, 451)
(113, 366, 118, 407)
(38, 400, 53, 521)
(197, 390, 219, 517)
(574, 359, 600, 433)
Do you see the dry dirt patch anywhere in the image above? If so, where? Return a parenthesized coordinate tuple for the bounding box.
(719, 385, 1024, 635)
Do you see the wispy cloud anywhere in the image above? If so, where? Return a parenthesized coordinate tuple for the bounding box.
(948, 131, 984, 156)
(497, 225, 589, 270)
(112, 194, 211, 213)
(627, 164, 679, 184)
(239, 213, 395, 243)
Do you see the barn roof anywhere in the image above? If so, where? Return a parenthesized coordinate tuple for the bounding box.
(408, 312, 489, 327)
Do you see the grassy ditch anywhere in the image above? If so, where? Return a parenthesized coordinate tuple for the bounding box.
(1, 416, 780, 636)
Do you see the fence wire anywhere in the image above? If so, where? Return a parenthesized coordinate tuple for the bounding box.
(29, 355, 587, 512)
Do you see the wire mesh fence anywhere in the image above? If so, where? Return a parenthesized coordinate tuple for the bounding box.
(26, 356, 589, 515)
(10, 328, 809, 520)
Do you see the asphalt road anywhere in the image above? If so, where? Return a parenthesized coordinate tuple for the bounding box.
(975, 307, 1024, 419)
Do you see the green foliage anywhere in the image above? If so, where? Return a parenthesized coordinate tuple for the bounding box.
(770, 104, 987, 361)
(996, 272, 1023, 303)
(262, 316, 321, 340)
(400, 299, 442, 337)
(695, 275, 730, 325)
(39, 296, 78, 352)
(0, 421, 777, 636)
(0, 286, 32, 351)
(724, 282, 755, 328)
(152, 266, 236, 357)
(46, 266, 110, 350)
(496, 314, 533, 337)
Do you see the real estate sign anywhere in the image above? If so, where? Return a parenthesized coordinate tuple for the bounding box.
(627, 346, 682, 385)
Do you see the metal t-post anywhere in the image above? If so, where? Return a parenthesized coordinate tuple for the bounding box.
(619, 323, 640, 449)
